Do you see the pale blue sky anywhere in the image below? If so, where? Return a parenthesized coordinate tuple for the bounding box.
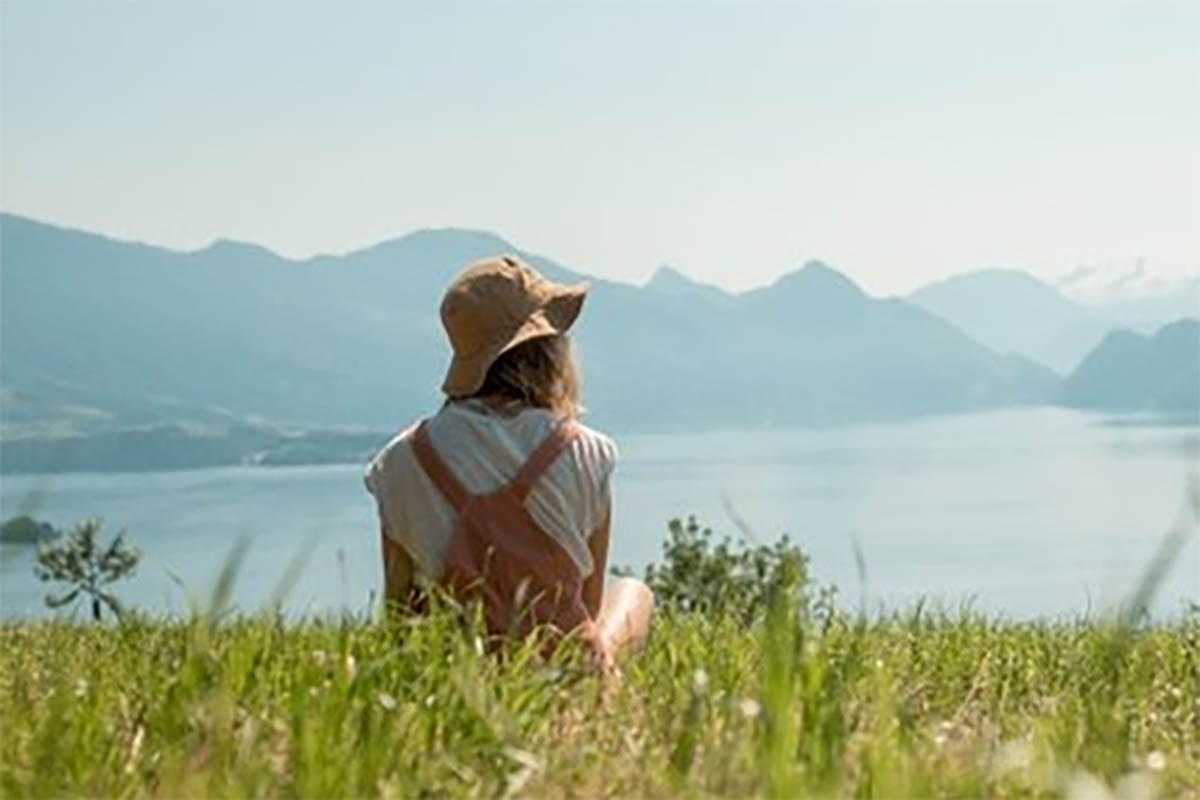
(2, 2, 1196, 294)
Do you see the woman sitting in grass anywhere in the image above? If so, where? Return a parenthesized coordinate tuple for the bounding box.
(365, 255, 654, 668)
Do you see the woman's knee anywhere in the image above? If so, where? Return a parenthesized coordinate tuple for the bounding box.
(598, 576, 654, 647)
(606, 576, 655, 610)
(611, 575, 651, 593)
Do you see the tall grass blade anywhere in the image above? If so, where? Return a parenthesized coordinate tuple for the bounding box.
(1116, 473, 1200, 628)
(206, 535, 250, 625)
(264, 534, 319, 613)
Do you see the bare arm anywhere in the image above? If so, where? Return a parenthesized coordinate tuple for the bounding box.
(583, 501, 654, 664)
(380, 524, 414, 613)
(582, 503, 611, 619)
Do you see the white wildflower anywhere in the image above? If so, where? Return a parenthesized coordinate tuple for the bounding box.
(344, 654, 357, 679)
(310, 650, 328, 666)
(73, 679, 89, 698)
(474, 635, 485, 657)
(693, 669, 709, 693)
(1145, 751, 1166, 772)
(377, 692, 397, 711)
(738, 698, 762, 720)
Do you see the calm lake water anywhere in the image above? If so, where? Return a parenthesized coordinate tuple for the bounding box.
(2, 408, 1197, 620)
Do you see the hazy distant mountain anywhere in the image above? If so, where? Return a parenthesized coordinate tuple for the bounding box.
(0, 214, 525, 435)
(575, 259, 1061, 429)
(909, 269, 1112, 374)
(1062, 319, 1200, 413)
(1, 213, 1059, 453)
(643, 265, 732, 305)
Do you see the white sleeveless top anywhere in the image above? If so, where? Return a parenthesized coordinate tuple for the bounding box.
(364, 400, 618, 583)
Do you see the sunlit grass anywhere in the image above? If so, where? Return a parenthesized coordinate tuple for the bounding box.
(1, 604, 1197, 798)
(4, 480, 1197, 797)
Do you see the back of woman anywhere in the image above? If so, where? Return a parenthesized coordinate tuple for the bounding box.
(364, 255, 652, 664)
(365, 397, 616, 633)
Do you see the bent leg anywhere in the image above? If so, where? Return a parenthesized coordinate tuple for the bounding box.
(595, 577, 654, 657)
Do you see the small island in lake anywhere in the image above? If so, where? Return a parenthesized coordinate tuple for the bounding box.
(0, 515, 60, 545)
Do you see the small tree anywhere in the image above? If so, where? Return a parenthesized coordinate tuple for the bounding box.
(35, 518, 140, 621)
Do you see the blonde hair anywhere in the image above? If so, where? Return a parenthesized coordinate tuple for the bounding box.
(469, 334, 581, 419)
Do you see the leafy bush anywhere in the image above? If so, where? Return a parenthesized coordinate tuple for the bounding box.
(617, 516, 811, 623)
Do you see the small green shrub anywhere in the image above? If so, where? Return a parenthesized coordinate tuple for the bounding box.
(616, 515, 811, 623)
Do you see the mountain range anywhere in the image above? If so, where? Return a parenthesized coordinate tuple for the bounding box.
(909, 270, 1108, 374)
(0, 212, 1195, 472)
(908, 268, 1197, 374)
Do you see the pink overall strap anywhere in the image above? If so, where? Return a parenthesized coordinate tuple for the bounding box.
(411, 420, 470, 512)
(509, 420, 580, 501)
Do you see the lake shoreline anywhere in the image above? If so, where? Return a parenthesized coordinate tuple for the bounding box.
(3, 406, 1196, 477)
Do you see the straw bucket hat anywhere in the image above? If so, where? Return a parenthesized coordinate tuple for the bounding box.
(439, 255, 589, 398)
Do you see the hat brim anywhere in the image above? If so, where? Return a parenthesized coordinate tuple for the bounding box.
(441, 282, 588, 398)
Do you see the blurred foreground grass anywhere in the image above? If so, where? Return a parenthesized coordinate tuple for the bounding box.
(5, 495, 1199, 799)
(2, 605, 1197, 798)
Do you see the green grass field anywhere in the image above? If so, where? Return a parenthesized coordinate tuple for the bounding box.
(3, 511, 1198, 798)
(2, 605, 1197, 798)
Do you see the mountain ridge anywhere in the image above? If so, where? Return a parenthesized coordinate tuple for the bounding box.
(1062, 319, 1200, 412)
(2, 212, 1061, 448)
(910, 269, 1112, 374)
